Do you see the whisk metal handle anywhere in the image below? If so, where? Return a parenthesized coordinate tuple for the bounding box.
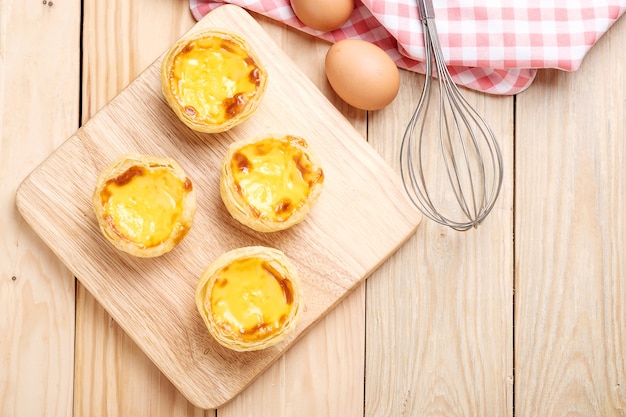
(418, 0, 435, 20)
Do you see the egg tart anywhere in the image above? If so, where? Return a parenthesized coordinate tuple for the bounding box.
(161, 29, 268, 133)
(195, 246, 302, 351)
(92, 153, 196, 258)
(220, 134, 325, 232)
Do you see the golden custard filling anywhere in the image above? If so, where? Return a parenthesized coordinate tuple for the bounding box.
(209, 256, 294, 342)
(231, 136, 324, 222)
(167, 35, 263, 126)
(100, 165, 193, 249)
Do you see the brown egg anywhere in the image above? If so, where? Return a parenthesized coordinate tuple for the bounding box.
(325, 39, 400, 111)
(291, 0, 354, 32)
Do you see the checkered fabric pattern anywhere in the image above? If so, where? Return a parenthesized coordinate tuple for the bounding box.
(189, 0, 626, 95)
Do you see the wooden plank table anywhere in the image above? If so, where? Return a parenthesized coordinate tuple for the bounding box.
(1, 0, 624, 416)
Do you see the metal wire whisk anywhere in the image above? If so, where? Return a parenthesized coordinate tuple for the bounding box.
(400, 0, 504, 231)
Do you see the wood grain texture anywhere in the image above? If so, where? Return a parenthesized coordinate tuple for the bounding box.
(365, 69, 514, 416)
(78, 2, 367, 415)
(81, 0, 198, 123)
(75, 1, 204, 415)
(0, 1, 80, 416)
(15, 4, 421, 410)
(218, 14, 368, 417)
(515, 14, 626, 417)
(8, 0, 625, 415)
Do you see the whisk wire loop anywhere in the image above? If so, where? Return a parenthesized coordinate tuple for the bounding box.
(400, 0, 504, 231)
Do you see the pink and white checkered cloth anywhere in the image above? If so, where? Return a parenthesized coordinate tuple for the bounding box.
(189, 0, 626, 95)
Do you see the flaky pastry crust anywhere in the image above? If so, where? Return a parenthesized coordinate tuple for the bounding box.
(220, 134, 324, 232)
(195, 246, 302, 352)
(160, 29, 267, 133)
(92, 153, 196, 258)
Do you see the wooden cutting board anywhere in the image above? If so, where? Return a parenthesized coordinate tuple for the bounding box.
(16, 5, 421, 409)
